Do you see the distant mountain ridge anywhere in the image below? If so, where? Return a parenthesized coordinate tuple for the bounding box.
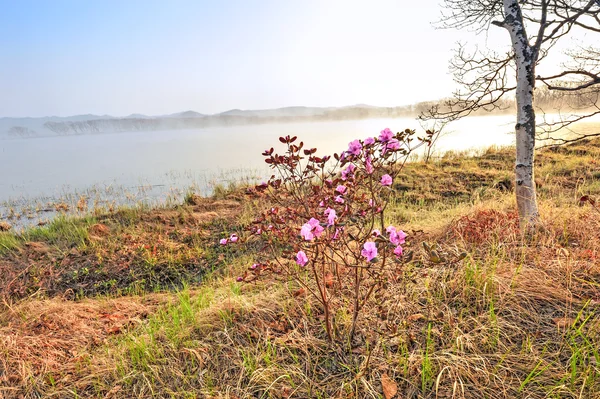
(0, 104, 423, 139)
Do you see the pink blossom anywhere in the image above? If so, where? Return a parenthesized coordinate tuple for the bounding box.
(336, 185, 347, 194)
(236, 276, 244, 282)
(379, 128, 394, 142)
(396, 230, 407, 244)
(369, 198, 374, 207)
(332, 228, 342, 240)
(296, 250, 308, 266)
(364, 137, 375, 145)
(335, 195, 345, 204)
(361, 242, 378, 262)
(301, 218, 324, 241)
(319, 200, 326, 207)
(386, 138, 401, 151)
(250, 263, 259, 270)
(229, 234, 239, 243)
(380, 174, 393, 186)
(219, 238, 228, 245)
(341, 163, 356, 180)
(300, 223, 314, 241)
(372, 229, 381, 237)
(256, 228, 262, 235)
(314, 224, 324, 237)
(347, 139, 362, 156)
(389, 229, 407, 245)
(394, 245, 403, 256)
(386, 225, 396, 234)
(365, 155, 374, 174)
(325, 208, 337, 226)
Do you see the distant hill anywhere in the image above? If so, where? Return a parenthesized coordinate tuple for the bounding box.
(0, 105, 420, 139)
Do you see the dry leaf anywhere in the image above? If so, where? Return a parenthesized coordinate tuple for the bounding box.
(324, 272, 334, 288)
(381, 373, 398, 399)
(104, 326, 121, 334)
(293, 288, 306, 297)
(407, 313, 426, 322)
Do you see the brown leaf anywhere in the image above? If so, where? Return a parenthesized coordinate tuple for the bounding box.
(100, 313, 125, 322)
(324, 272, 334, 288)
(293, 288, 306, 297)
(407, 313, 426, 322)
(381, 373, 398, 399)
(104, 326, 121, 334)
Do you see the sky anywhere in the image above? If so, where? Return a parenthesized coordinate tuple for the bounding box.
(0, 0, 523, 117)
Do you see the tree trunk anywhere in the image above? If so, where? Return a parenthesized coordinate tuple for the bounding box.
(503, 0, 540, 227)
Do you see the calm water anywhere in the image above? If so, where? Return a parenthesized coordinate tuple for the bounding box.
(0, 116, 517, 226)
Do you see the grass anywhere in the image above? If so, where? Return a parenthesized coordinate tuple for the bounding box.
(1, 139, 600, 398)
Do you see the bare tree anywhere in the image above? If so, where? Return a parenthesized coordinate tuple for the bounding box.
(422, 0, 600, 226)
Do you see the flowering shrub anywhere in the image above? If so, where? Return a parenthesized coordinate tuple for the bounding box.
(222, 128, 430, 342)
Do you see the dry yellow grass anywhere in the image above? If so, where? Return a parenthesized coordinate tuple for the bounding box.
(1, 139, 600, 398)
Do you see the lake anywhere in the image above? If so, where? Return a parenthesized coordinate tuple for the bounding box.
(0, 115, 520, 227)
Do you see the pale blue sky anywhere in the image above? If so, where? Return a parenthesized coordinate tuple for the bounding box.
(0, 0, 511, 117)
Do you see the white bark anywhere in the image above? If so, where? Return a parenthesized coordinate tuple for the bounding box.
(502, 0, 540, 226)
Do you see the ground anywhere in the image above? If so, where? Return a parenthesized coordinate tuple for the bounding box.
(1, 140, 600, 398)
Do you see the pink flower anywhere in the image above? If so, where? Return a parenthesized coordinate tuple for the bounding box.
(300, 223, 314, 241)
(386, 138, 401, 151)
(314, 224, 324, 237)
(256, 228, 262, 235)
(394, 245, 403, 256)
(219, 238, 228, 245)
(296, 250, 308, 266)
(389, 228, 407, 245)
(301, 218, 324, 241)
(369, 199, 374, 207)
(236, 276, 244, 282)
(336, 185, 347, 194)
(335, 195, 345, 204)
(229, 234, 239, 243)
(365, 155, 374, 174)
(372, 229, 381, 237)
(361, 241, 378, 262)
(325, 208, 337, 226)
(364, 137, 375, 145)
(251, 263, 259, 269)
(332, 228, 342, 240)
(396, 230, 407, 244)
(381, 174, 393, 186)
(386, 225, 396, 234)
(347, 139, 362, 156)
(379, 128, 394, 142)
(341, 163, 356, 180)
(319, 200, 326, 207)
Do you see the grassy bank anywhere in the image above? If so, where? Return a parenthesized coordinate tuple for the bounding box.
(1, 139, 600, 398)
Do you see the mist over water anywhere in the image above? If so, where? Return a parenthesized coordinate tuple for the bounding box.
(1, 116, 517, 205)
